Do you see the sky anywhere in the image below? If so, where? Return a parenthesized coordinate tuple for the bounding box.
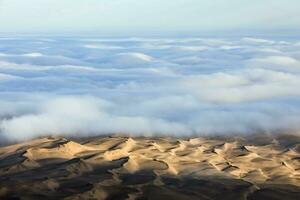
(0, 0, 300, 35)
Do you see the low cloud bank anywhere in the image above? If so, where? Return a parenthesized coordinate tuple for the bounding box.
(0, 37, 300, 141)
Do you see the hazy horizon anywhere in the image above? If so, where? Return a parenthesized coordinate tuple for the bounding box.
(0, 0, 300, 35)
(1, 1, 300, 141)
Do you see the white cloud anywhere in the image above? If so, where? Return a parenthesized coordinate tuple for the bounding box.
(247, 56, 300, 72)
(0, 73, 21, 81)
(242, 37, 276, 45)
(1, 37, 300, 141)
(0, 96, 188, 141)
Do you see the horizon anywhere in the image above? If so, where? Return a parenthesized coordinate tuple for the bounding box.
(0, 0, 300, 35)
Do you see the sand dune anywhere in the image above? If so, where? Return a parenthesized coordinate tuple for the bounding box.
(1, 134, 300, 199)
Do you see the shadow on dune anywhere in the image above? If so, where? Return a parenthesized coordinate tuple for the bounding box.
(1, 159, 300, 200)
(1, 134, 300, 200)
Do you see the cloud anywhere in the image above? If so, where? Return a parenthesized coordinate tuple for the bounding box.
(109, 52, 154, 65)
(242, 37, 276, 45)
(0, 96, 188, 141)
(248, 56, 300, 67)
(83, 44, 124, 50)
(1, 36, 300, 141)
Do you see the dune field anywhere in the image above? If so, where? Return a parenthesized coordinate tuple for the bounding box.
(0, 134, 300, 200)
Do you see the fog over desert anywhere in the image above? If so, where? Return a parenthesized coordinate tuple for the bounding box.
(1, 37, 300, 141)
(0, 36, 300, 200)
(1, 0, 300, 199)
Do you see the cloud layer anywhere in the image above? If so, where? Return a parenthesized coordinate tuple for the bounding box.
(1, 36, 300, 141)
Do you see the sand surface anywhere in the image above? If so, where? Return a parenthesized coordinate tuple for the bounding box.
(0, 134, 300, 200)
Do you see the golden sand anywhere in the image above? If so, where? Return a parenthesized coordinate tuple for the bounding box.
(0, 134, 300, 199)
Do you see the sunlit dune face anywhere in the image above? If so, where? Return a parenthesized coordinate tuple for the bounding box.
(0, 135, 300, 199)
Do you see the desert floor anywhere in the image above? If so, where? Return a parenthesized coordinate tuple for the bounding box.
(0, 134, 300, 200)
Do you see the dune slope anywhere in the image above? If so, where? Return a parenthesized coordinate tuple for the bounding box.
(0, 134, 300, 200)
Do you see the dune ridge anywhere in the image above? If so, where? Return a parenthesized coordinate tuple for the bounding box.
(0, 134, 300, 199)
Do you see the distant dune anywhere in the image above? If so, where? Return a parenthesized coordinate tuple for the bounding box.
(1, 134, 300, 200)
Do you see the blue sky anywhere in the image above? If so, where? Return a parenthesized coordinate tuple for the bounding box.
(0, 0, 299, 35)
